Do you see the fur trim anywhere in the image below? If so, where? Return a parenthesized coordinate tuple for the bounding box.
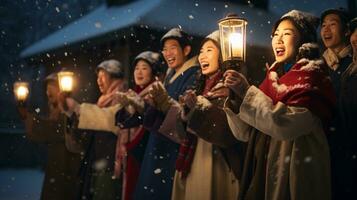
(169, 56, 199, 84)
(297, 43, 320, 61)
(195, 95, 212, 110)
(297, 58, 325, 72)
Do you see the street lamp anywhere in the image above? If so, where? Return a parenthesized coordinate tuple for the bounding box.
(218, 13, 247, 70)
(57, 70, 74, 96)
(13, 81, 29, 105)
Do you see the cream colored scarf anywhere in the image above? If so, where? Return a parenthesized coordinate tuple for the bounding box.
(323, 45, 352, 71)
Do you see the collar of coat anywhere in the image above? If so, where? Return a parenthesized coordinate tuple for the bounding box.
(168, 56, 198, 84)
(322, 45, 352, 71)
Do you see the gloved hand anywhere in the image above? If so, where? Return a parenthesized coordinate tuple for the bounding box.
(180, 89, 197, 109)
(224, 70, 250, 99)
(58, 96, 80, 117)
(148, 81, 175, 113)
(118, 90, 144, 113)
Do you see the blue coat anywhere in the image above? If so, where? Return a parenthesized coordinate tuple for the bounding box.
(134, 60, 199, 200)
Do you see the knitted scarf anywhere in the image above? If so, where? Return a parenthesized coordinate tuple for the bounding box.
(114, 81, 153, 200)
(97, 79, 125, 107)
(175, 71, 223, 178)
(323, 45, 352, 71)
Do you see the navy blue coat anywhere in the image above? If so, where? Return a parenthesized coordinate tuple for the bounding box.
(134, 64, 199, 200)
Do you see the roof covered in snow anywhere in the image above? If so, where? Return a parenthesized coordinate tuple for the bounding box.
(20, 0, 279, 58)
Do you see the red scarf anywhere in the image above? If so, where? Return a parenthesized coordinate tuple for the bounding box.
(259, 59, 336, 125)
(114, 82, 153, 200)
(176, 71, 223, 178)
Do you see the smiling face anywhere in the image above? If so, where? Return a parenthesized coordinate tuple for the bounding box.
(134, 60, 154, 88)
(97, 69, 113, 94)
(198, 40, 220, 77)
(321, 14, 348, 52)
(272, 19, 301, 64)
(162, 39, 190, 70)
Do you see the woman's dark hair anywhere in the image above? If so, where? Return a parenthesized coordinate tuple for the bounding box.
(194, 38, 222, 95)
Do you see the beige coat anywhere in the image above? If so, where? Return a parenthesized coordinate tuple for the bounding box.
(225, 86, 331, 200)
(160, 91, 241, 200)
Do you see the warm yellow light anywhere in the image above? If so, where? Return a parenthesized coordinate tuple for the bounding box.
(218, 13, 247, 62)
(229, 33, 243, 58)
(57, 71, 74, 93)
(14, 82, 29, 101)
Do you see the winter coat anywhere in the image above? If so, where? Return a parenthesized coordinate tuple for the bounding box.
(159, 76, 243, 200)
(78, 85, 152, 200)
(76, 81, 125, 200)
(332, 58, 357, 198)
(323, 46, 357, 198)
(24, 112, 81, 200)
(134, 57, 199, 200)
(225, 58, 335, 200)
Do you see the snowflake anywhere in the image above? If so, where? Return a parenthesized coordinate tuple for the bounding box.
(95, 22, 102, 28)
(284, 156, 291, 163)
(188, 15, 194, 20)
(304, 156, 312, 163)
(154, 168, 162, 174)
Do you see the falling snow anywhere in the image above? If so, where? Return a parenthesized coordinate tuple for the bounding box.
(154, 168, 162, 174)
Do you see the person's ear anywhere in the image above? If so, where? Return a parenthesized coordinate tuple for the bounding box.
(183, 45, 191, 57)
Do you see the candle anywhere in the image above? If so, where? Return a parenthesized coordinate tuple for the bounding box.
(14, 82, 29, 102)
(229, 32, 243, 59)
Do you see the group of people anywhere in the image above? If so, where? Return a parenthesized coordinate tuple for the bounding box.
(18, 8, 357, 200)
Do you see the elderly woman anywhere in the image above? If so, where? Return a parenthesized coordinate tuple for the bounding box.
(224, 10, 336, 200)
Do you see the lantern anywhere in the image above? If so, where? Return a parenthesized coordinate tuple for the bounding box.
(57, 70, 74, 96)
(218, 13, 247, 69)
(14, 81, 29, 104)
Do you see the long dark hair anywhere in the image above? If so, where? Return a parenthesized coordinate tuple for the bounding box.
(193, 38, 222, 95)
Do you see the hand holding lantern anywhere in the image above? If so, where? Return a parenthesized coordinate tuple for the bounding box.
(219, 13, 248, 98)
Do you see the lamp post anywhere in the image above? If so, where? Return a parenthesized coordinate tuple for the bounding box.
(13, 81, 29, 106)
(218, 13, 247, 71)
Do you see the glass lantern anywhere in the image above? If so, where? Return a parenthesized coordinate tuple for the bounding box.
(218, 13, 247, 63)
(57, 70, 74, 95)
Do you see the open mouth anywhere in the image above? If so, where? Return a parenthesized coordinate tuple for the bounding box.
(275, 48, 285, 56)
(167, 57, 175, 65)
(201, 62, 209, 70)
(323, 35, 332, 41)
